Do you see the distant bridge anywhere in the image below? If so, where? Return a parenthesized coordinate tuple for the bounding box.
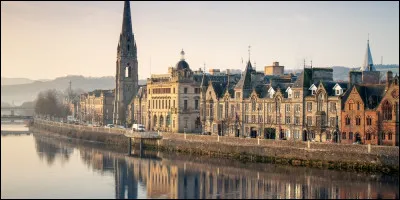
(1, 115, 33, 120)
(1, 106, 34, 116)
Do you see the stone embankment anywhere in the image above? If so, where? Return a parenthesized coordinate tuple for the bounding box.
(32, 119, 399, 174)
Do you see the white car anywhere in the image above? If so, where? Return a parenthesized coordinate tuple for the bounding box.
(131, 124, 145, 132)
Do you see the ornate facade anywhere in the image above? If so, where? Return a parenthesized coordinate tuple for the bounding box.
(129, 50, 203, 133)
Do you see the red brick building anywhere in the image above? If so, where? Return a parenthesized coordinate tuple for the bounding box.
(341, 73, 399, 146)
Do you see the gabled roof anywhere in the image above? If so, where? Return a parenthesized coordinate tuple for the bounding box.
(355, 84, 385, 109)
(235, 60, 254, 91)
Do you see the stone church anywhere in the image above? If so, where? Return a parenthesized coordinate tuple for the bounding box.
(113, 1, 139, 126)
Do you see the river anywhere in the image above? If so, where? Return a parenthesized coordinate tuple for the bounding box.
(1, 124, 399, 199)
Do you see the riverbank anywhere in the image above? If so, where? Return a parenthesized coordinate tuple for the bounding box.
(31, 120, 399, 174)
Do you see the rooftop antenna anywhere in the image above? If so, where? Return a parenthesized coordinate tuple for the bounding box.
(203, 62, 206, 74)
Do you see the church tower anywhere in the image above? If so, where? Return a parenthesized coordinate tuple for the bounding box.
(113, 1, 138, 125)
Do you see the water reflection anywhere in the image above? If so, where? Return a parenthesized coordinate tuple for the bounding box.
(33, 134, 399, 199)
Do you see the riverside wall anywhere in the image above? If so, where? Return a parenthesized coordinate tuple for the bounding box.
(32, 119, 399, 174)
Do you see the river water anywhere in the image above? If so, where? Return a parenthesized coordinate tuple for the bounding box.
(1, 124, 399, 199)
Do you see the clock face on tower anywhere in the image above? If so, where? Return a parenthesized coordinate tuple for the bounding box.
(391, 89, 399, 99)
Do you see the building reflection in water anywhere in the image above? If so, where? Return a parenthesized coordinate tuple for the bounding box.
(33, 135, 399, 199)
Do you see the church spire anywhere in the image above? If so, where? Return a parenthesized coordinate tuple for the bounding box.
(361, 38, 375, 71)
(117, 1, 136, 58)
(121, 1, 133, 36)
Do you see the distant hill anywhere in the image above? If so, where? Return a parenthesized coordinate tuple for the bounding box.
(1, 77, 36, 85)
(1, 75, 146, 105)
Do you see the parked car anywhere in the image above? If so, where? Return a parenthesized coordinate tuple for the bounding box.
(131, 124, 145, 132)
(201, 131, 211, 135)
(105, 124, 114, 128)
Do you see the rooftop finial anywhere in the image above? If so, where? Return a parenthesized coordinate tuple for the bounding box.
(180, 49, 185, 60)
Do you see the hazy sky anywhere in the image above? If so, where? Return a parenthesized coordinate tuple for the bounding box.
(1, 1, 399, 80)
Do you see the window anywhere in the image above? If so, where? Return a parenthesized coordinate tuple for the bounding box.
(285, 116, 291, 124)
(194, 88, 200, 94)
(173, 88, 176, 93)
(245, 104, 249, 111)
(388, 132, 393, 140)
(318, 93, 324, 111)
(367, 117, 372, 125)
(245, 115, 249, 123)
(251, 115, 256, 123)
(294, 92, 300, 98)
(357, 102, 361, 110)
(294, 116, 300, 125)
(162, 100, 164, 109)
(267, 103, 271, 112)
(307, 116, 312, 126)
(230, 105, 235, 118)
(236, 92, 241, 99)
(169, 100, 171, 109)
(345, 116, 351, 125)
(382, 101, 392, 120)
(285, 104, 290, 112)
(173, 100, 176, 108)
(312, 90, 316, 95)
(356, 116, 361, 125)
(225, 101, 228, 118)
(330, 117, 336, 127)
(259, 115, 263, 123)
(259, 103, 263, 110)
(336, 90, 340, 95)
(342, 132, 346, 139)
(366, 132, 371, 140)
(294, 130, 300, 139)
(316, 116, 321, 126)
(251, 99, 256, 111)
(349, 102, 354, 110)
(182, 100, 188, 110)
(195, 100, 199, 110)
(267, 115, 272, 124)
(349, 132, 353, 140)
(307, 102, 312, 112)
(184, 87, 188, 94)
(218, 105, 223, 119)
(330, 102, 336, 112)
(125, 66, 131, 78)
(295, 104, 300, 113)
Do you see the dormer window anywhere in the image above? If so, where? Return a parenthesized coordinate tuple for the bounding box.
(333, 83, 344, 96)
(309, 84, 317, 95)
(268, 88, 275, 98)
(286, 87, 292, 98)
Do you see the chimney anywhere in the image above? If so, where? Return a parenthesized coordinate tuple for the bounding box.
(386, 71, 393, 86)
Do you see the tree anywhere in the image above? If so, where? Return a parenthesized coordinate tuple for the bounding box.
(34, 89, 71, 118)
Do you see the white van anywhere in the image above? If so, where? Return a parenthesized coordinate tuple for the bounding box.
(131, 124, 145, 132)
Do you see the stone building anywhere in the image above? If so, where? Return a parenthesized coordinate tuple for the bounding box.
(113, 1, 139, 126)
(79, 89, 114, 125)
(127, 85, 147, 126)
(130, 50, 204, 133)
(264, 62, 284, 76)
(303, 80, 347, 143)
(202, 57, 348, 141)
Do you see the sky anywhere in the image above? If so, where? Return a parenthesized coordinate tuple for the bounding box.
(1, 1, 399, 80)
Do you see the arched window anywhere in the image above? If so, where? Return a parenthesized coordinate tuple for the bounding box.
(366, 116, 372, 125)
(318, 93, 324, 111)
(382, 101, 392, 120)
(159, 115, 164, 126)
(153, 115, 157, 126)
(251, 97, 256, 111)
(382, 132, 386, 140)
(356, 116, 361, 126)
(345, 116, 351, 125)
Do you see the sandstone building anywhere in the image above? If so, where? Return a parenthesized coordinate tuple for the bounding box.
(79, 89, 114, 125)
